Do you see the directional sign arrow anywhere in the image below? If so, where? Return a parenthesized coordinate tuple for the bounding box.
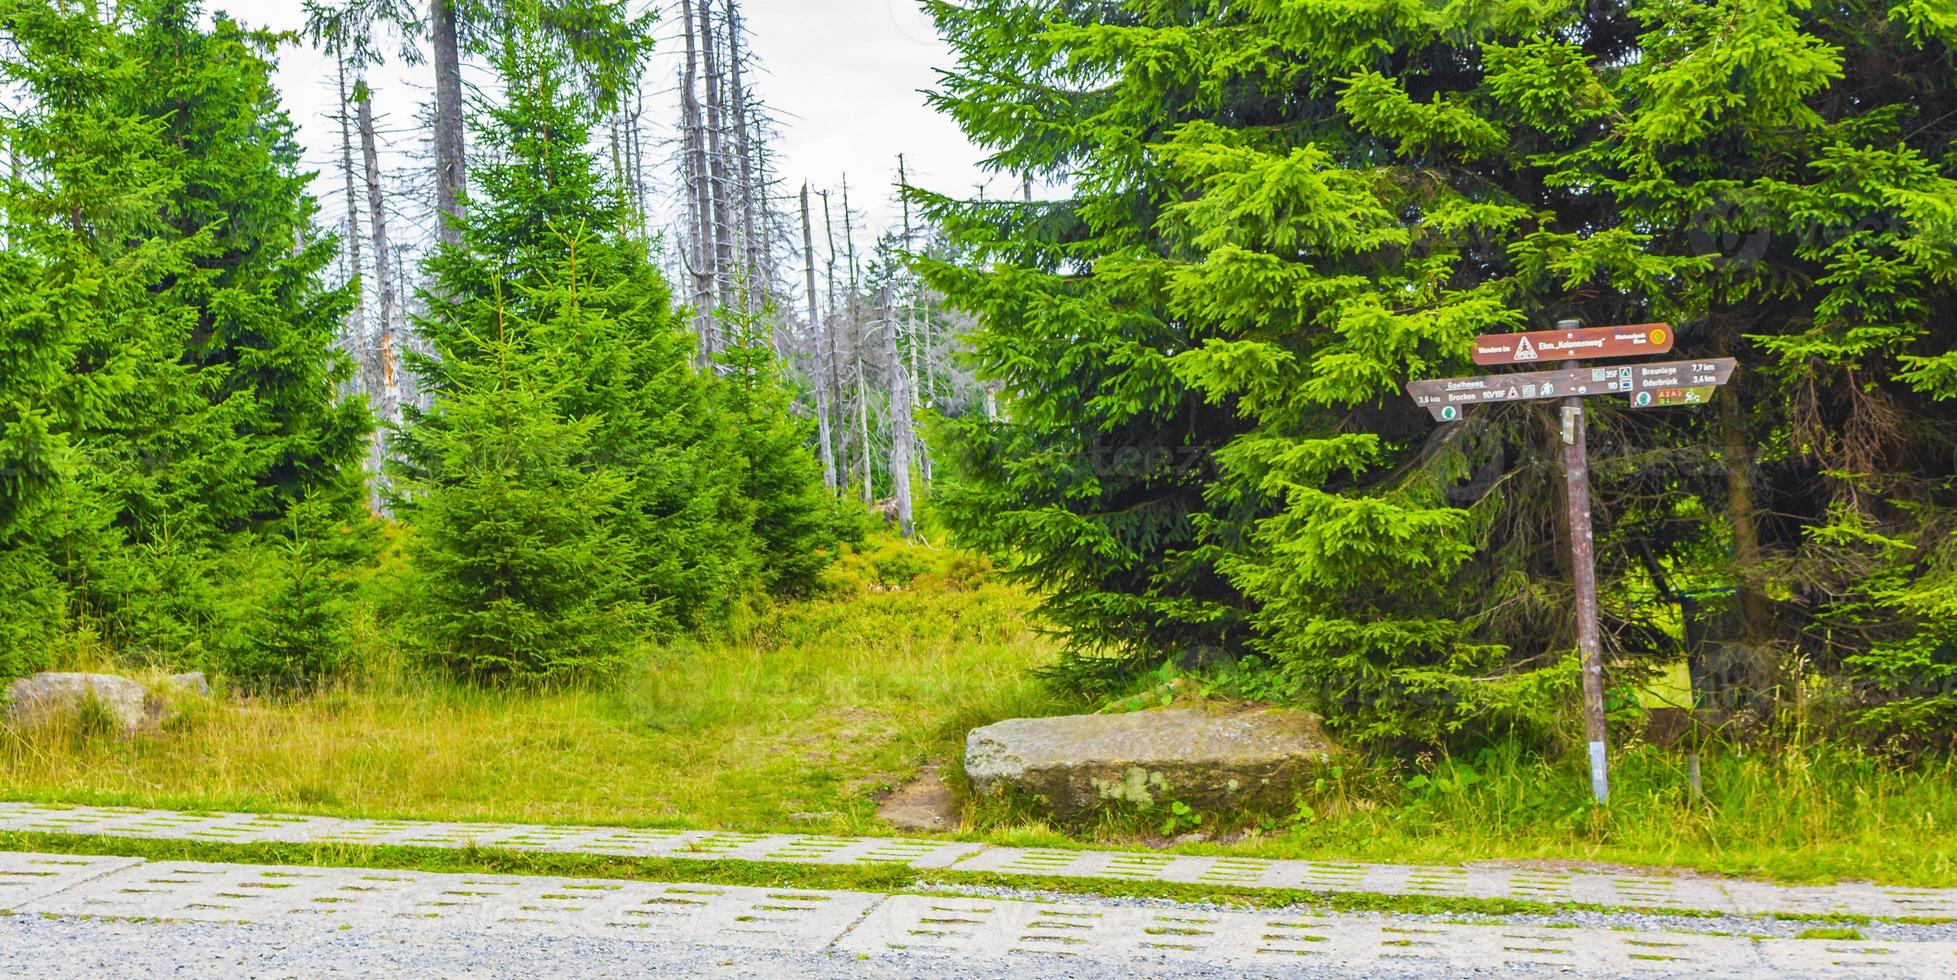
(1409, 358, 1735, 420)
(1473, 323, 1673, 366)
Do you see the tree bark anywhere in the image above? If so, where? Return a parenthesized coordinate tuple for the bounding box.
(842, 178, 871, 506)
(881, 285, 915, 537)
(679, 0, 717, 355)
(698, 0, 738, 314)
(358, 79, 400, 516)
(899, 155, 920, 406)
(429, 0, 467, 245)
(726, 0, 761, 305)
(334, 53, 367, 343)
(801, 184, 838, 494)
(628, 83, 647, 233)
(821, 189, 845, 494)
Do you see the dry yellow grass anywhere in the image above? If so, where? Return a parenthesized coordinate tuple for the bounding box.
(0, 568, 1068, 834)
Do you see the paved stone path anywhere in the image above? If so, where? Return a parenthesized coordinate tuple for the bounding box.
(3, 850, 1953, 977)
(3, 802, 1953, 921)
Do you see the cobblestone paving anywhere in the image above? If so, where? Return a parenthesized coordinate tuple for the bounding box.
(3, 851, 1953, 977)
(3, 802, 1952, 920)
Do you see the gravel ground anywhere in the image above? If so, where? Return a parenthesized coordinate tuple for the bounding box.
(0, 914, 1537, 979)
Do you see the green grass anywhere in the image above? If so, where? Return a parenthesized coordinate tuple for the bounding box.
(4, 540, 1955, 889)
(1129, 740, 1957, 888)
(1794, 926, 1867, 940)
(0, 544, 1072, 834)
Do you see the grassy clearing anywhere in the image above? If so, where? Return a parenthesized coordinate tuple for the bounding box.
(0, 542, 1072, 833)
(4, 539, 1954, 888)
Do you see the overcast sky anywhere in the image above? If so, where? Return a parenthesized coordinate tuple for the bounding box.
(254, 0, 1001, 255)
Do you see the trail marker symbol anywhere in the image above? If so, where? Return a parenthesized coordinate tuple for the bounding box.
(1473, 322, 1673, 366)
(1407, 321, 1733, 806)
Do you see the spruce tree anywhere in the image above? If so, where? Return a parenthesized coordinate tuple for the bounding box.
(399, 11, 752, 640)
(923, 0, 1957, 747)
(401, 283, 646, 679)
(715, 305, 845, 597)
(0, 0, 369, 675)
(126, 0, 369, 523)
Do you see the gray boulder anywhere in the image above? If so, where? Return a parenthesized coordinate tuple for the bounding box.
(965, 707, 1338, 818)
(4, 672, 151, 736)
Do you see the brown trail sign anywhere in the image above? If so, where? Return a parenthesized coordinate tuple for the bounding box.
(1407, 358, 1735, 421)
(1407, 322, 1734, 806)
(1473, 322, 1672, 366)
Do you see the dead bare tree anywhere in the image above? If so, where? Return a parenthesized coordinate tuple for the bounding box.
(821, 188, 846, 494)
(325, 44, 368, 348)
(697, 0, 737, 318)
(429, 0, 466, 244)
(679, 0, 717, 353)
(842, 178, 873, 506)
(357, 79, 403, 514)
(725, 0, 763, 306)
(880, 284, 915, 537)
(801, 184, 838, 493)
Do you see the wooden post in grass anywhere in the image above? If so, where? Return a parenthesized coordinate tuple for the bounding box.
(1559, 338, 1610, 806)
(1408, 318, 1738, 806)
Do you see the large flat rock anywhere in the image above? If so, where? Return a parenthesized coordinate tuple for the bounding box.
(964, 707, 1337, 817)
(5, 673, 150, 736)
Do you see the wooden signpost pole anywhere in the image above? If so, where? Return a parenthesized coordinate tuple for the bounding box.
(1555, 321, 1610, 804)
(1407, 318, 1736, 806)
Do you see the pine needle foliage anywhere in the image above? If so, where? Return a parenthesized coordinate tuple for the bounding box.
(714, 305, 852, 597)
(399, 285, 647, 680)
(0, 0, 369, 675)
(400, 11, 752, 640)
(922, 0, 1957, 749)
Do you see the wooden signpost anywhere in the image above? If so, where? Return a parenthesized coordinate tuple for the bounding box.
(1408, 359, 1736, 421)
(1406, 320, 1735, 805)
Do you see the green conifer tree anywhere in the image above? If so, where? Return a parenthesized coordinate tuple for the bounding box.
(715, 305, 845, 597)
(0, 0, 369, 676)
(400, 285, 646, 679)
(401, 10, 757, 633)
(923, 0, 1957, 747)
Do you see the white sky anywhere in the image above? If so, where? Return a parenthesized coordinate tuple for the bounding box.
(249, 0, 1003, 260)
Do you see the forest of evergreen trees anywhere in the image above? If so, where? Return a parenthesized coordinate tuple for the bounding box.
(0, 0, 901, 685)
(923, 0, 1957, 752)
(3, 0, 1954, 759)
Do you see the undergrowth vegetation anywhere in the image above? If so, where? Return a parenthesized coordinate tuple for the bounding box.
(967, 738, 1957, 888)
(0, 539, 1068, 831)
(3, 537, 1953, 887)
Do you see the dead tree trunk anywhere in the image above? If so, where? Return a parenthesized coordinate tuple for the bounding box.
(698, 0, 738, 316)
(801, 184, 838, 494)
(855, 354, 872, 507)
(821, 189, 847, 494)
(334, 53, 366, 341)
(357, 79, 400, 516)
(726, 0, 761, 304)
(898, 156, 920, 406)
(898, 155, 932, 485)
(842, 178, 871, 506)
(628, 83, 648, 234)
(429, 0, 467, 245)
(881, 285, 915, 538)
(679, 0, 717, 354)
